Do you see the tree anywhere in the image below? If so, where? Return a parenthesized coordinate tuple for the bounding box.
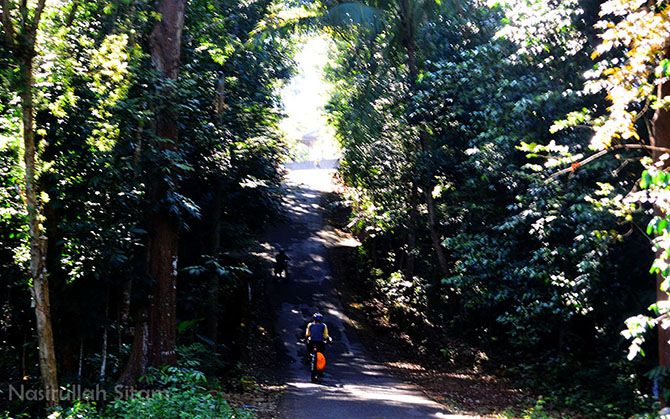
(323, 0, 451, 288)
(120, 0, 186, 383)
(653, 56, 670, 369)
(146, 0, 185, 368)
(0, 0, 291, 414)
(0, 0, 58, 405)
(397, 0, 450, 283)
(553, 0, 670, 386)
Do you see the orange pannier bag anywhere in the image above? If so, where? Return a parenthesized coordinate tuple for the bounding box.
(315, 352, 326, 371)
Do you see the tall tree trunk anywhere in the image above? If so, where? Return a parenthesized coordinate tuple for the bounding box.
(3, 0, 57, 404)
(77, 338, 83, 383)
(122, 0, 185, 377)
(424, 189, 449, 275)
(147, 212, 179, 365)
(119, 280, 131, 343)
(22, 332, 27, 379)
(145, 0, 185, 367)
(20, 58, 59, 406)
(652, 62, 670, 373)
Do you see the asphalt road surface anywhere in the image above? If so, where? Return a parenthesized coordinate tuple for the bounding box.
(264, 168, 469, 419)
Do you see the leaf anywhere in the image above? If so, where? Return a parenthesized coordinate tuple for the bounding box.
(177, 318, 203, 333)
(640, 170, 651, 189)
(175, 162, 194, 172)
(183, 265, 206, 276)
(656, 59, 670, 78)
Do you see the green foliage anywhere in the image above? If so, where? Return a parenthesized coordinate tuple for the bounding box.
(520, 398, 550, 419)
(49, 401, 99, 419)
(105, 368, 250, 419)
(45, 367, 251, 419)
(0, 0, 291, 416)
(326, 0, 656, 414)
(2, 0, 668, 416)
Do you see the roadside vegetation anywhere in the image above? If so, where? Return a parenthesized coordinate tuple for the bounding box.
(324, 0, 670, 416)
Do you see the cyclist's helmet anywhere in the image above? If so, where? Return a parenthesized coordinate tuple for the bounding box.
(313, 312, 323, 321)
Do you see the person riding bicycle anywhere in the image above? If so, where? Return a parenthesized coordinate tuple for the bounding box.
(274, 249, 289, 278)
(305, 312, 331, 354)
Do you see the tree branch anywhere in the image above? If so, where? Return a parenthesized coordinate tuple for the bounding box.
(0, 0, 17, 50)
(18, 0, 26, 32)
(64, 0, 78, 27)
(547, 144, 670, 181)
(546, 149, 608, 181)
(632, 220, 654, 244)
(633, 95, 653, 124)
(31, 0, 46, 33)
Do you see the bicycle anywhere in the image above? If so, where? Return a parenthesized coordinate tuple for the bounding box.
(307, 338, 331, 383)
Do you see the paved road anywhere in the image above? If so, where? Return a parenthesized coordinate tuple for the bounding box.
(264, 168, 464, 419)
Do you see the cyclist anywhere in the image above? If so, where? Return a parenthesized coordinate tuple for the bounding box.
(305, 312, 331, 354)
(274, 249, 289, 279)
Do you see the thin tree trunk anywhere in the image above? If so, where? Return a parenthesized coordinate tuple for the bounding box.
(20, 58, 59, 406)
(652, 61, 670, 372)
(405, 182, 418, 278)
(118, 310, 149, 386)
(3, 0, 57, 405)
(424, 189, 449, 275)
(77, 338, 83, 383)
(99, 327, 108, 382)
(205, 182, 222, 343)
(400, 0, 450, 279)
(119, 280, 131, 343)
(99, 292, 109, 382)
(205, 74, 226, 343)
(22, 332, 27, 379)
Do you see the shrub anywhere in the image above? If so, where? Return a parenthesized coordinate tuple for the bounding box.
(103, 367, 251, 419)
(44, 367, 251, 419)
